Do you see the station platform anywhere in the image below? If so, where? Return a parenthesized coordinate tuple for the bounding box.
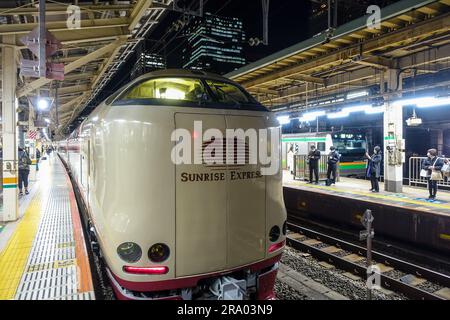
(283, 172, 450, 216)
(0, 154, 95, 300)
(282, 171, 450, 257)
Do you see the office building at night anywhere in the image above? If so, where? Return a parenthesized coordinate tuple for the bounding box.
(182, 12, 246, 75)
(130, 51, 166, 79)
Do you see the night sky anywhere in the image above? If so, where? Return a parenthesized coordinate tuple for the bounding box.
(94, 0, 315, 103)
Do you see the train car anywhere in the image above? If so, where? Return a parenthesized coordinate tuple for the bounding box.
(282, 131, 368, 176)
(58, 69, 286, 300)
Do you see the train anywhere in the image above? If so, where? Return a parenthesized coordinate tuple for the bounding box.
(282, 131, 368, 176)
(58, 69, 286, 300)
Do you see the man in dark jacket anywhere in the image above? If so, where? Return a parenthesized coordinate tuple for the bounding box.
(308, 145, 321, 184)
(36, 149, 41, 171)
(327, 146, 340, 185)
(365, 146, 382, 192)
(422, 148, 444, 199)
(18, 147, 32, 195)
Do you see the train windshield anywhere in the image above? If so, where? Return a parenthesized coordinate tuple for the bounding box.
(120, 77, 208, 103)
(113, 76, 267, 111)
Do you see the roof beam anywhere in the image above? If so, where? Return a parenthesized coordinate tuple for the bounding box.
(129, 0, 153, 31)
(59, 95, 84, 111)
(57, 84, 90, 96)
(352, 54, 394, 69)
(17, 36, 127, 98)
(285, 74, 326, 85)
(0, 17, 129, 36)
(0, 4, 133, 16)
(239, 13, 449, 89)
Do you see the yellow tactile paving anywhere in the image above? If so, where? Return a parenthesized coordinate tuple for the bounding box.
(0, 191, 42, 300)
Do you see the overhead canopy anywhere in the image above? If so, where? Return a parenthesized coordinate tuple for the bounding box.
(0, 0, 173, 136)
(226, 0, 450, 111)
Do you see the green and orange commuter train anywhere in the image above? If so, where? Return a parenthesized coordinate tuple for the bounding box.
(282, 131, 368, 177)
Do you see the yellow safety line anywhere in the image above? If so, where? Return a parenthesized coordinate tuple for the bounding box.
(0, 191, 42, 300)
(286, 182, 450, 211)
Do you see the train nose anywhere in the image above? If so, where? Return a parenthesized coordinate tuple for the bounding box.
(174, 113, 267, 277)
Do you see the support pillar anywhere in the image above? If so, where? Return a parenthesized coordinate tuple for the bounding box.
(430, 129, 444, 156)
(1, 35, 19, 222)
(383, 69, 404, 193)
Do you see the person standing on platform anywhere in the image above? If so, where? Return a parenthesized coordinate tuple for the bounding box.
(365, 146, 382, 192)
(421, 148, 444, 200)
(308, 145, 321, 184)
(36, 148, 41, 171)
(18, 147, 32, 195)
(326, 146, 340, 185)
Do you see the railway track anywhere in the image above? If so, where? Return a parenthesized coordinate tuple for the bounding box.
(286, 222, 450, 300)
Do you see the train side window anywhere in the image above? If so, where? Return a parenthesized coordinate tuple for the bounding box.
(117, 77, 210, 103)
(317, 142, 326, 152)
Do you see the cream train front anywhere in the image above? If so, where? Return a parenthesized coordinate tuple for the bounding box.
(58, 69, 286, 300)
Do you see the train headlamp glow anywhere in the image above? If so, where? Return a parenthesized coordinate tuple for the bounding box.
(156, 88, 185, 100)
(117, 242, 142, 263)
(148, 243, 170, 263)
(269, 226, 281, 242)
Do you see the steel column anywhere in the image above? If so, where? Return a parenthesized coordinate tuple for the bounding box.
(383, 69, 403, 193)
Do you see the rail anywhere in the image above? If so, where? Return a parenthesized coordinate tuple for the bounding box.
(409, 156, 450, 188)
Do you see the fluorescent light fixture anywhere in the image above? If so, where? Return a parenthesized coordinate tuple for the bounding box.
(327, 111, 349, 119)
(299, 110, 326, 122)
(346, 90, 369, 100)
(365, 106, 385, 114)
(393, 96, 450, 108)
(417, 96, 450, 108)
(38, 98, 49, 110)
(276, 115, 290, 125)
(342, 104, 372, 113)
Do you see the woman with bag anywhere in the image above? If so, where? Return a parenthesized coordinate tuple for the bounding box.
(421, 148, 444, 200)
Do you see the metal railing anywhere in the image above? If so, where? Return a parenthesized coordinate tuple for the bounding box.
(409, 156, 450, 187)
(293, 154, 338, 181)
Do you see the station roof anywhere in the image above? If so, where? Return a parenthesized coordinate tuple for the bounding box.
(0, 0, 172, 136)
(226, 0, 450, 111)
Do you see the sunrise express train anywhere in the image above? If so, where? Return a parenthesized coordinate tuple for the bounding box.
(58, 69, 286, 300)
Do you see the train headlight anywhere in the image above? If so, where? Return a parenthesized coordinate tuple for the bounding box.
(117, 242, 142, 263)
(282, 221, 287, 235)
(269, 226, 281, 242)
(148, 243, 170, 263)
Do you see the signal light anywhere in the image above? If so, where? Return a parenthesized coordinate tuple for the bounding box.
(123, 266, 169, 275)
